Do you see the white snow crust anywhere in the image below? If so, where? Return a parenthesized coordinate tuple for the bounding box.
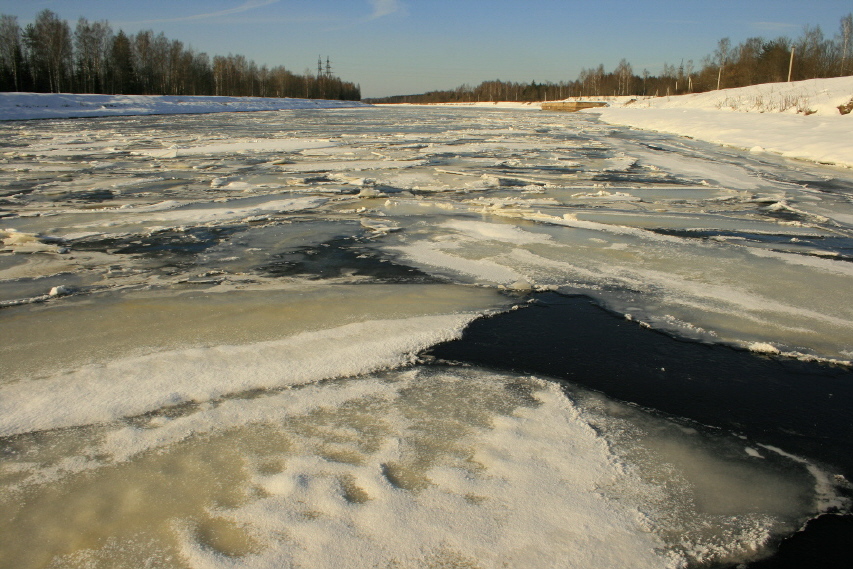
(0, 313, 479, 436)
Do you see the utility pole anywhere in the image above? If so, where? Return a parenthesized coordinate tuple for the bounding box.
(788, 46, 795, 82)
(715, 38, 730, 91)
(317, 56, 324, 98)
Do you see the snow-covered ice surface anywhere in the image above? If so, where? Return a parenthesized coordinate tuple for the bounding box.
(0, 92, 366, 121)
(1, 103, 851, 568)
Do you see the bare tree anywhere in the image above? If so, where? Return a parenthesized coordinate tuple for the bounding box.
(839, 13, 852, 75)
(149, 32, 170, 94)
(0, 14, 22, 91)
(24, 9, 72, 92)
(615, 59, 633, 95)
(796, 25, 831, 79)
(133, 30, 155, 94)
(74, 17, 112, 93)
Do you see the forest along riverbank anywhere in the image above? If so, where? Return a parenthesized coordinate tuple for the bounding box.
(1, 106, 851, 568)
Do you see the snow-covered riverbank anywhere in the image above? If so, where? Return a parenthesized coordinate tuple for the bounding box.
(585, 76, 853, 168)
(0, 92, 367, 121)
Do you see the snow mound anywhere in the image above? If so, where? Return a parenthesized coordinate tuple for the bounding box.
(615, 76, 853, 116)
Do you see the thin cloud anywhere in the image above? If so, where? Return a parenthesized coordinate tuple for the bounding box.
(323, 0, 403, 32)
(135, 0, 280, 25)
(367, 0, 401, 21)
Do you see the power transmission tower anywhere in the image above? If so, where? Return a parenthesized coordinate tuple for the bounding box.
(325, 56, 332, 77)
(317, 55, 323, 78)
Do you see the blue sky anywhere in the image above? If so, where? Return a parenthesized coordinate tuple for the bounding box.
(2, 1, 849, 97)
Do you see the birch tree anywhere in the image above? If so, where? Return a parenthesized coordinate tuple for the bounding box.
(24, 10, 72, 92)
(839, 13, 852, 75)
(0, 14, 22, 91)
(74, 18, 112, 93)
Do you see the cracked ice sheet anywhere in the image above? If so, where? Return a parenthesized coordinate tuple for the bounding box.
(0, 367, 819, 569)
(381, 214, 853, 360)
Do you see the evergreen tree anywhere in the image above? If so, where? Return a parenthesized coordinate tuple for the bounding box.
(108, 30, 135, 94)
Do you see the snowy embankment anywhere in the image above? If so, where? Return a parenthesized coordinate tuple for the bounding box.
(583, 76, 853, 168)
(0, 92, 367, 121)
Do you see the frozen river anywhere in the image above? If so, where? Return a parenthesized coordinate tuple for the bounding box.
(1, 106, 852, 568)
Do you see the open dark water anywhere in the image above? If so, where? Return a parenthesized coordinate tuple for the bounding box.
(429, 292, 853, 568)
(1, 106, 852, 568)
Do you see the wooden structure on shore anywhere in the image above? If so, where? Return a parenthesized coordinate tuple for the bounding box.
(541, 101, 608, 112)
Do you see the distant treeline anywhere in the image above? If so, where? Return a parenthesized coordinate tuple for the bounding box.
(0, 10, 361, 100)
(368, 13, 853, 104)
